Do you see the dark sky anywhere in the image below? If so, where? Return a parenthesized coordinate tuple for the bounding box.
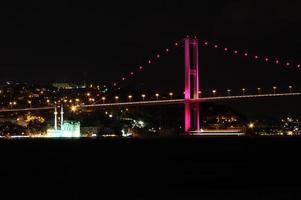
(0, 0, 300, 95)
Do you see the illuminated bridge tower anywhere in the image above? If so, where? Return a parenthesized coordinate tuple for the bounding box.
(184, 36, 200, 133)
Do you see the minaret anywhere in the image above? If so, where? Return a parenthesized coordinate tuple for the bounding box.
(60, 106, 64, 128)
(54, 107, 58, 130)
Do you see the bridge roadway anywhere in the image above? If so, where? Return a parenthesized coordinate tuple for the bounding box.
(0, 92, 300, 112)
(82, 92, 301, 108)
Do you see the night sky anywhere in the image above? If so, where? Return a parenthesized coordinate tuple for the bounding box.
(0, 0, 300, 95)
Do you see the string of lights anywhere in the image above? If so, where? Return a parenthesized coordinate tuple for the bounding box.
(200, 39, 300, 70)
(110, 39, 183, 90)
(109, 36, 300, 91)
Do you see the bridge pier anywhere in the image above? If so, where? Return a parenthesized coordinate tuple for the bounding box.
(184, 37, 200, 133)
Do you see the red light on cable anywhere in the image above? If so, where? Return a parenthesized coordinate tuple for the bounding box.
(244, 53, 248, 57)
(297, 64, 301, 68)
(130, 72, 134, 75)
(148, 60, 152, 64)
(166, 48, 169, 52)
(122, 77, 126, 81)
(234, 50, 238, 54)
(254, 56, 259, 59)
(204, 42, 208, 46)
(139, 66, 143, 70)
(286, 62, 290, 66)
(265, 58, 269, 62)
(175, 42, 178, 46)
(156, 54, 160, 58)
(224, 48, 228, 51)
(113, 83, 117, 86)
(275, 60, 280, 64)
(214, 45, 218, 48)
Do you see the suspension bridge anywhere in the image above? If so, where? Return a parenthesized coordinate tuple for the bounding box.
(0, 36, 300, 134)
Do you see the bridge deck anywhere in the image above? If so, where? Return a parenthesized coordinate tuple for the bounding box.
(0, 92, 300, 112)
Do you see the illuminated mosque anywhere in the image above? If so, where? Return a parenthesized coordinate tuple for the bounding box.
(47, 107, 81, 138)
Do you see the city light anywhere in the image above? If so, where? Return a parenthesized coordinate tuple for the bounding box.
(198, 91, 202, 98)
(212, 90, 217, 97)
(248, 123, 255, 129)
(257, 88, 261, 95)
(289, 86, 293, 93)
(155, 93, 159, 100)
(141, 94, 146, 101)
(70, 105, 78, 112)
(169, 92, 174, 99)
(128, 95, 133, 102)
(227, 89, 231, 96)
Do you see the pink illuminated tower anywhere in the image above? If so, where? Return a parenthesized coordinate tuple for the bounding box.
(184, 36, 200, 133)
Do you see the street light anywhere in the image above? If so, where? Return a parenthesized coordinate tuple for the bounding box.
(198, 91, 202, 98)
(115, 96, 119, 103)
(227, 89, 231, 96)
(212, 90, 216, 97)
(169, 92, 173, 99)
(28, 100, 32, 108)
(242, 88, 246, 96)
(128, 95, 132, 102)
(273, 86, 277, 94)
(155, 93, 159, 100)
(141, 94, 146, 101)
(102, 97, 106, 103)
(257, 88, 261, 95)
(289, 86, 293, 93)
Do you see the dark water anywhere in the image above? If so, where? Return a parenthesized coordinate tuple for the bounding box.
(1, 137, 301, 199)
